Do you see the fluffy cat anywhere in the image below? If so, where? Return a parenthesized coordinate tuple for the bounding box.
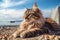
(11, 3, 45, 39)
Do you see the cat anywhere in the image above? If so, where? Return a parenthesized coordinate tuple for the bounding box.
(10, 3, 45, 39)
(8, 3, 58, 40)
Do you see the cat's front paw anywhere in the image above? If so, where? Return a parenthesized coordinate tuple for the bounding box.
(20, 31, 28, 38)
(20, 30, 33, 38)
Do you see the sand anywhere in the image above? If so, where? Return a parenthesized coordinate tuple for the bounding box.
(0, 26, 60, 40)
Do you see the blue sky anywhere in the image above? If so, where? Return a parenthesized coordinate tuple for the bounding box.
(0, 0, 60, 21)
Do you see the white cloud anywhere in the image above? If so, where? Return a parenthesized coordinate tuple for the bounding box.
(42, 9, 53, 18)
(0, 8, 54, 21)
(0, 8, 26, 21)
(0, 0, 28, 8)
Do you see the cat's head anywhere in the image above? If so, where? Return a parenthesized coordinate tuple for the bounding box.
(23, 3, 43, 21)
(24, 8, 42, 20)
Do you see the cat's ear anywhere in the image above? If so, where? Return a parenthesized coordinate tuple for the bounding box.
(25, 8, 29, 10)
(32, 2, 38, 11)
(32, 2, 41, 13)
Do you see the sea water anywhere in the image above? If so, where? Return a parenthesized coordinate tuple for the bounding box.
(0, 21, 22, 26)
(0, 17, 23, 26)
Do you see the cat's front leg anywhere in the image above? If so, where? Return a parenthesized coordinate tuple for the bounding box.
(20, 28, 43, 38)
(8, 29, 25, 40)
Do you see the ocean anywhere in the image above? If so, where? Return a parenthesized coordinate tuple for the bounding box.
(0, 17, 23, 26)
(0, 21, 22, 26)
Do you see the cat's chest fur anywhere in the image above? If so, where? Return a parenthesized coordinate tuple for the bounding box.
(23, 18, 45, 30)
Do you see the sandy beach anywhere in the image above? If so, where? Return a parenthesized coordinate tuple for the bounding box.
(0, 25, 60, 40)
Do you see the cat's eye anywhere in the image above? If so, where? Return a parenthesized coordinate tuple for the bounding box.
(33, 13, 37, 17)
(33, 13, 40, 18)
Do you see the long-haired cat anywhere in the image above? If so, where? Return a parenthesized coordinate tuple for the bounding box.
(8, 3, 45, 40)
(8, 3, 59, 40)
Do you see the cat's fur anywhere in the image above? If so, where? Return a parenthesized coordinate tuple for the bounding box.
(11, 4, 45, 39)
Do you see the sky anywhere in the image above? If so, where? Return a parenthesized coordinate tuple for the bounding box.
(0, 0, 60, 21)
